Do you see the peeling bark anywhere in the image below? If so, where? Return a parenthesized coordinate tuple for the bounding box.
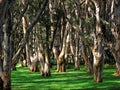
(111, 0, 120, 76)
(92, 0, 104, 82)
(57, 22, 69, 72)
(0, 0, 12, 89)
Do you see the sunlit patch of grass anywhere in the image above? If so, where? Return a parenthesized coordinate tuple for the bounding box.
(11, 65, 120, 90)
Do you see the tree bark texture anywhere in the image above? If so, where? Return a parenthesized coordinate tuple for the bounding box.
(57, 22, 69, 72)
(0, 0, 12, 89)
(111, 0, 120, 76)
(92, 0, 104, 82)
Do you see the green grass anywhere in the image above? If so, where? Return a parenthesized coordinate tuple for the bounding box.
(11, 65, 120, 90)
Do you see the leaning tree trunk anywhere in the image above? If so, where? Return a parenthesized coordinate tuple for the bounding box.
(92, 0, 104, 82)
(22, 16, 28, 67)
(0, 1, 13, 89)
(81, 44, 93, 74)
(22, 0, 31, 68)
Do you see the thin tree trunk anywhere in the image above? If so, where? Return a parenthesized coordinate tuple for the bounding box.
(0, 24, 3, 89)
(74, 31, 80, 70)
(12, 0, 48, 66)
(22, 0, 31, 67)
(0, 58, 3, 89)
(58, 22, 69, 72)
(53, 46, 60, 71)
(22, 16, 28, 67)
(42, 25, 51, 76)
(43, 48, 51, 76)
(37, 44, 45, 76)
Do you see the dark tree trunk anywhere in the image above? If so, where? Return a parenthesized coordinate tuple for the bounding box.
(2, 13, 12, 90)
(81, 42, 93, 74)
(74, 31, 80, 70)
(0, 59, 3, 89)
(42, 25, 51, 76)
(0, 0, 13, 89)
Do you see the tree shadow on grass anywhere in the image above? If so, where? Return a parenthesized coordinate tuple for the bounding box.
(12, 67, 120, 90)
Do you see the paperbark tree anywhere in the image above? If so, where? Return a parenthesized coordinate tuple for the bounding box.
(11, 0, 48, 67)
(57, 21, 69, 72)
(111, 0, 120, 76)
(0, 0, 13, 89)
(75, 0, 93, 72)
(92, 0, 104, 82)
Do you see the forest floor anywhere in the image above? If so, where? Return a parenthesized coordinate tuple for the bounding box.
(12, 64, 120, 90)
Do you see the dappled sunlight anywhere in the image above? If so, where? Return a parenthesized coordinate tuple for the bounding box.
(11, 66, 120, 90)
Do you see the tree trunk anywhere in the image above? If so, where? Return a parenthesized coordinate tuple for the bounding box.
(0, 59, 3, 89)
(53, 46, 60, 71)
(0, 1, 13, 89)
(92, 0, 104, 82)
(82, 45, 93, 74)
(0, 22, 3, 89)
(111, 0, 120, 76)
(42, 25, 51, 76)
(22, 16, 38, 72)
(43, 49, 51, 76)
(58, 22, 69, 72)
(74, 31, 80, 70)
(2, 13, 12, 90)
(37, 45, 45, 76)
(22, 16, 28, 67)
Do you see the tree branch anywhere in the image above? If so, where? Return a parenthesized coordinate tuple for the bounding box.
(12, 0, 48, 65)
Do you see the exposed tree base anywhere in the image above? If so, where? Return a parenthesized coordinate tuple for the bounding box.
(74, 68, 80, 70)
(0, 78, 3, 90)
(11, 66, 16, 71)
(94, 79, 103, 83)
(57, 58, 66, 72)
(56, 67, 66, 72)
(20, 60, 27, 67)
(57, 65, 66, 72)
(41, 69, 51, 76)
(57, 70, 66, 72)
(87, 68, 93, 74)
(113, 71, 120, 76)
(11, 67, 17, 71)
(74, 62, 80, 70)
(29, 66, 39, 72)
(93, 62, 104, 83)
(41, 72, 51, 77)
(1, 73, 11, 90)
(83, 55, 93, 74)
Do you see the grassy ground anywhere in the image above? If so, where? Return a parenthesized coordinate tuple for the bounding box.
(11, 64, 120, 90)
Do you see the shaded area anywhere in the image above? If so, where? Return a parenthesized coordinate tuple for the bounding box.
(11, 65, 120, 90)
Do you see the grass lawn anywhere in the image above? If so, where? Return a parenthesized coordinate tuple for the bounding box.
(11, 64, 120, 90)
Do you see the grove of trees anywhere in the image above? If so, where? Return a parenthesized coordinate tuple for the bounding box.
(0, 0, 120, 90)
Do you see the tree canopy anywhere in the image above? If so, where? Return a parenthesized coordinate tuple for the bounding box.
(0, 0, 120, 90)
